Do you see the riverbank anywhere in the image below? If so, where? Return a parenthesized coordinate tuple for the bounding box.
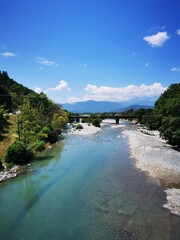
(67, 123, 102, 135)
(123, 127, 180, 216)
(0, 123, 101, 182)
(0, 165, 29, 182)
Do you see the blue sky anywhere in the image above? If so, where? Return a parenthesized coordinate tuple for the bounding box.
(0, 0, 180, 103)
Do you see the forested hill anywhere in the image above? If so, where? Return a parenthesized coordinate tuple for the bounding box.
(0, 71, 69, 167)
(0, 70, 36, 112)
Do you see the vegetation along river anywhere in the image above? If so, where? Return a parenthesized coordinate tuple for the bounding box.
(0, 122, 180, 240)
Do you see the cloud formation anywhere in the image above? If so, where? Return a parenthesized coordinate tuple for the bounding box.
(34, 87, 42, 94)
(80, 63, 86, 68)
(37, 57, 58, 66)
(143, 32, 170, 47)
(67, 96, 81, 103)
(148, 26, 166, 32)
(171, 67, 180, 72)
(176, 29, 180, 35)
(46, 80, 71, 92)
(83, 83, 166, 102)
(1, 52, 16, 57)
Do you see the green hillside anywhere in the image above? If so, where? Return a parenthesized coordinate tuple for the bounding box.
(0, 71, 36, 112)
(0, 71, 69, 168)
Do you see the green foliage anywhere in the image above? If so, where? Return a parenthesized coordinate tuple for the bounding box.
(17, 90, 68, 147)
(0, 70, 70, 168)
(39, 125, 59, 143)
(92, 118, 102, 127)
(51, 113, 68, 133)
(0, 105, 8, 133)
(82, 117, 93, 123)
(75, 124, 83, 130)
(20, 99, 41, 144)
(118, 83, 180, 148)
(5, 141, 33, 165)
(34, 140, 46, 152)
(153, 83, 180, 148)
(0, 158, 4, 171)
(0, 71, 35, 112)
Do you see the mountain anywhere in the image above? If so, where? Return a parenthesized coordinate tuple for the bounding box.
(62, 100, 124, 113)
(120, 105, 154, 112)
(62, 100, 154, 113)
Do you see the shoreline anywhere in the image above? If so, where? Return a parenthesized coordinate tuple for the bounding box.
(67, 122, 102, 135)
(1, 122, 180, 216)
(0, 123, 102, 182)
(123, 127, 180, 216)
(0, 165, 28, 183)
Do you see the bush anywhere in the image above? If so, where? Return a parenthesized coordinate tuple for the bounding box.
(34, 140, 45, 152)
(5, 141, 33, 165)
(92, 118, 101, 127)
(0, 158, 4, 171)
(75, 124, 83, 130)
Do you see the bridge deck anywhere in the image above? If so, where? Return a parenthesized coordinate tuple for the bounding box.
(70, 115, 140, 124)
(70, 115, 139, 119)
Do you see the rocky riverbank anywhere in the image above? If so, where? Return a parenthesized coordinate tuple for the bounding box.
(0, 164, 30, 183)
(0, 165, 19, 182)
(123, 127, 180, 216)
(67, 123, 102, 135)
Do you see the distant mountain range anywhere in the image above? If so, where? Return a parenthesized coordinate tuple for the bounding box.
(61, 100, 154, 113)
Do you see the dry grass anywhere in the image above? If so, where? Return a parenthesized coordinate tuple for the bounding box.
(0, 115, 18, 159)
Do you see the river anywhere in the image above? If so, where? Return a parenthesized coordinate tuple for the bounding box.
(0, 123, 180, 240)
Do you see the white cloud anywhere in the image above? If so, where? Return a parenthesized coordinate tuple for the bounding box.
(36, 57, 58, 66)
(176, 29, 180, 35)
(171, 67, 180, 72)
(83, 83, 166, 102)
(67, 96, 81, 103)
(34, 87, 43, 94)
(80, 63, 86, 68)
(131, 52, 136, 56)
(148, 26, 166, 32)
(46, 80, 71, 92)
(1, 52, 16, 57)
(143, 32, 170, 47)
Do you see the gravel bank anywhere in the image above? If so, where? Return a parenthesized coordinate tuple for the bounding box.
(123, 128, 180, 216)
(68, 123, 102, 135)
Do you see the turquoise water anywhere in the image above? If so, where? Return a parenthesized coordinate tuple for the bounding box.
(0, 124, 180, 240)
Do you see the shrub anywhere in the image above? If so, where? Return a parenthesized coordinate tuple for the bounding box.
(34, 140, 45, 152)
(5, 141, 33, 165)
(75, 124, 83, 130)
(39, 125, 59, 143)
(0, 158, 4, 171)
(92, 118, 101, 127)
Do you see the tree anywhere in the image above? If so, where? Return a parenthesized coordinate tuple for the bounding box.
(153, 83, 180, 148)
(92, 118, 102, 127)
(0, 105, 8, 134)
(51, 113, 68, 133)
(5, 141, 33, 165)
(20, 99, 41, 145)
(75, 124, 83, 130)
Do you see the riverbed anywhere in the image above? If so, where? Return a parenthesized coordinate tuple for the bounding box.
(0, 123, 179, 240)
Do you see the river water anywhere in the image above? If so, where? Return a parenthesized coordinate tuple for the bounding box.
(0, 123, 180, 240)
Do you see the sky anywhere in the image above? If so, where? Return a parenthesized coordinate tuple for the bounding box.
(0, 0, 180, 104)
